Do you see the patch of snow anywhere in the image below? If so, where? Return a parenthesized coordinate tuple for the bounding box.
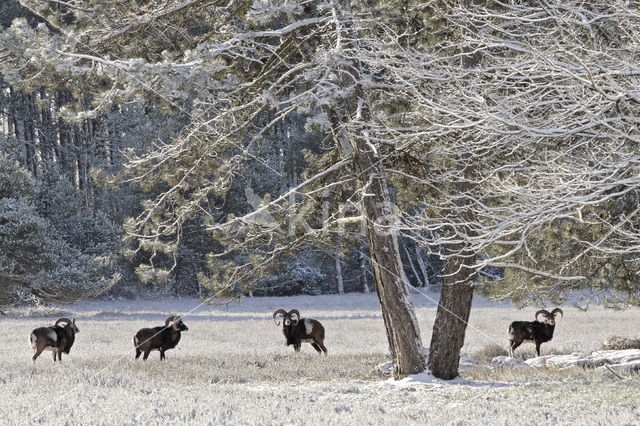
(492, 349, 640, 371)
(374, 361, 393, 376)
(391, 371, 469, 386)
(491, 356, 532, 369)
(388, 370, 511, 389)
(374, 352, 476, 379)
(459, 354, 478, 372)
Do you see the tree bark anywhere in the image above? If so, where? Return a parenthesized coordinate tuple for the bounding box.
(325, 0, 426, 378)
(428, 250, 475, 379)
(335, 250, 344, 295)
(358, 247, 370, 293)
(429, 159, 478, 379)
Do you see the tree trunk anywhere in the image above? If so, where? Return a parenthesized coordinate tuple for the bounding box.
(352, 143, 426, 378)
(57, 90, 77, 186)
(428, 9, 483, 379)
(358, 247, 370, 293)
(23, 94, 38, 177)
(14, 114, 27, 166)
(37, 88, 54, 167)
(335, 250, 344, 295)
(404, 243, 425, 287)
(326, 0, 426, 378)
(416, 247, 430, 289)
(429, 159, 478, 379)
(428, 251, 475, 379)
(9, 89, 28, 168)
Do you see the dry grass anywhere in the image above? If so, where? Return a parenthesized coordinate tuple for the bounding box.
(601, 335, 640, 350)
(2, 294, 640, 425)
(470, 343, 508, 363)
(464, 362, 611, 383)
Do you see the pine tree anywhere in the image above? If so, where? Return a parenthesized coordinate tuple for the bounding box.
(0, 153, 114, 304)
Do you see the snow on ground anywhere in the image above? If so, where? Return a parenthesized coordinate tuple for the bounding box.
(1, 292, 639, 424)
(494, 349, 640, 372)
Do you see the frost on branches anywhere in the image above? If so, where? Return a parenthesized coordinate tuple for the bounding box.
(0, 154, 116, 305)
(2, 0, 640, 377)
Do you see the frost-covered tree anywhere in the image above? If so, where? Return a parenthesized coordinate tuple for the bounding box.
(0, 153, 115, 304)
(381, 0, 640, 377)
(0, 0, 427, 377)
(0, 0, 197, 296)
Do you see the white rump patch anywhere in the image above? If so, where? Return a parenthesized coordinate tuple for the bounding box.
(304, 319, 313, 335)
(29, 333, 37, 349)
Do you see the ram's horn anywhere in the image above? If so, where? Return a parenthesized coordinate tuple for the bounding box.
(272, 309, 287, 325)
(288, 309, 300, 325)
(534, 310, 550, 321)
(550, 308, 563, 319)
(165, 315, 179, 326)
(55, 317, 72, 327)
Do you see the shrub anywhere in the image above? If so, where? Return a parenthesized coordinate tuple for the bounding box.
(602, 336, 640, 350)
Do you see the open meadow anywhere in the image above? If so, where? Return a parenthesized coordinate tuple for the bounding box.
(2, 292, 639, 425)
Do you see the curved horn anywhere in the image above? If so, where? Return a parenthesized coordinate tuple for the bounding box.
(535, 310, 550, 321)
(165, 316, 179, 326)
(272, 309, 287, 325)
(55, 317, 72, 327)
(288, 309, 300, 325)
(551, 308, 563, 319)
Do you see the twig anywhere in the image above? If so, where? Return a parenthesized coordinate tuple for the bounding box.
(604, 364, 625, 380)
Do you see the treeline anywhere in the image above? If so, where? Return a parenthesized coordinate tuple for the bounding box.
(0, 82, 439, 303)
(0, 2, 441, 305)
(0, 80, 160, 303)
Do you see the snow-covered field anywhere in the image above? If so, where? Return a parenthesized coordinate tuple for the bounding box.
(2, 292, 639, 425)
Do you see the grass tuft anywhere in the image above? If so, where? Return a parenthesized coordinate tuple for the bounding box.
(471, 343, 509, 363)
(602, 336, 640, 350)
